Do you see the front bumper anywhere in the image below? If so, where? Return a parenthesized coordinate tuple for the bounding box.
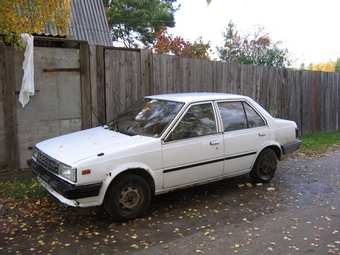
(27, 159, 102, 200)
(281, 140, 302, 154)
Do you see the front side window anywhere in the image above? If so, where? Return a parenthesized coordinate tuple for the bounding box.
(170, 103, 217, 140)
(107, 98, 184, 137)
(218, 101, 265, 132)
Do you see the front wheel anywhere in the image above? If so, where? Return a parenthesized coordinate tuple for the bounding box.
(250, 148, 277, 183)
(104, 174, 151, 221)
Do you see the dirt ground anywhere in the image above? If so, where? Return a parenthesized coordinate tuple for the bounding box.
(1, 151, 339, 255)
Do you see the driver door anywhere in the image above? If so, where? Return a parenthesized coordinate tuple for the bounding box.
(162, 102, 224, 189)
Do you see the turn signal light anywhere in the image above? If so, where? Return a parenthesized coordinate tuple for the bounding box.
(82, 169, 91, 175)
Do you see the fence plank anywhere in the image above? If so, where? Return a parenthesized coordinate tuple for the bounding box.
(105, 49, 117, 120)
(293, 71, 302, 131)
(316, 72, 324, 132)
(329, 72, 336, 131)
(89, 45, 105, 127)
(152, 54, 161, 94)
(0, 46, 6, 165)
(124, 50, 132, 108)
(89, 45, 98, 126)
(140, 49, 152, 97)
(94, 45, 106, 126)
(166, 55, 174, 93)
(223, 63, 232, 93)
(337, 74, 340, 130)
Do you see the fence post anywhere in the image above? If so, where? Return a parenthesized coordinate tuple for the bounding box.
(79, 43, 92, 129)
(0, 46, 19, 170)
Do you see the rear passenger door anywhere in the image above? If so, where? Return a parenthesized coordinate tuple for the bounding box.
(217, 100, 270, 176)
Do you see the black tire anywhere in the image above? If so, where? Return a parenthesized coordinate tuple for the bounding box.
(250, 148, 277, 183)
(104, 174, 151, 221)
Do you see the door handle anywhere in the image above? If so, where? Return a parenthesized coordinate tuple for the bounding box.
(210, 140, 219, 145)
(258, 132, 266, 137)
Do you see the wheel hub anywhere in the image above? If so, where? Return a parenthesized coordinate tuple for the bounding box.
(260, 156, 272, 175)
(119, 186, 141, 210)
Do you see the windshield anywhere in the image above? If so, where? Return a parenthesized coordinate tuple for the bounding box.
(107, 98, 184, 137)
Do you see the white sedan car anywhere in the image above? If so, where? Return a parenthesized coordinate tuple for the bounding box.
(28, 93, 301, 221)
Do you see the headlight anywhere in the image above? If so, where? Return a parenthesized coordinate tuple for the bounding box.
(58, 163, 77, 182)
(33, 147, 39, 159)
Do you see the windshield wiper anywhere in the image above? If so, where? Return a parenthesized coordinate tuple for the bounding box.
(106, 120, 119, 132)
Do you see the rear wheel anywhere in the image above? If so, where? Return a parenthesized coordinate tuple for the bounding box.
(104, 174, 151, 221)
(250, 148, 277, 183)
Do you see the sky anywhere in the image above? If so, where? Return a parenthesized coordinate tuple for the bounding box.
(168, 0, 340, 67)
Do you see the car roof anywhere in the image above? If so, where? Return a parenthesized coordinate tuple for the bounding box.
(146, 92, 249, 103)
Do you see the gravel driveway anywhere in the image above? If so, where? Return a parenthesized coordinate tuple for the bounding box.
(1, 151, 339, 254)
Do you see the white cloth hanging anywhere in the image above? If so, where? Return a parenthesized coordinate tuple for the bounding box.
(19, 34, 34, 107)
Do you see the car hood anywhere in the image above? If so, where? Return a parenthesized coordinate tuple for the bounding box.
(35, 126, 154, 165)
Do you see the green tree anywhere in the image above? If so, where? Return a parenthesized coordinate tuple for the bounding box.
(104, 0, 179, 48)
(335, 58, 340, 73)
(153, 27, 211, 59)
(299, 63, 306, 70)
(217, 21, 292, 68)
(0, 0, 70, 46)
(216, 21, 242, 63)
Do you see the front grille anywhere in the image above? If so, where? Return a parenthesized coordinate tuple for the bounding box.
(35, 149, 59, 174)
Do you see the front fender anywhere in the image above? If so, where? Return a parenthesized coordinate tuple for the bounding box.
(100, 162, 162, 201)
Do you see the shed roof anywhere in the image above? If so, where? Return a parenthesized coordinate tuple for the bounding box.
(43, 0, 112, 46)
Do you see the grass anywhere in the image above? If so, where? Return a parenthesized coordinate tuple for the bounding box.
(297, 129, 340, 156)
(0, 130, 340, 200)
(0, 178, 47, 200)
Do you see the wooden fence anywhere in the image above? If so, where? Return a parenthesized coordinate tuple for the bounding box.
(1, 43, 340, 169)
(102, 47, 340, 135)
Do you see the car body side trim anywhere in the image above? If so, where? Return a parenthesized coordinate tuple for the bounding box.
(163, 158, 224, 173)
(224, 151, 257, 160)
(163, 151, 257, 174)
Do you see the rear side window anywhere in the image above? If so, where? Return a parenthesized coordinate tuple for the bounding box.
(218, 101, 265, 132)
(243, 102, 266, 128)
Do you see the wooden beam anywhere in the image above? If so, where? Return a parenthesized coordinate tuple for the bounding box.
(79, 43, 92, 129)
(43, 68, 80, 72)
